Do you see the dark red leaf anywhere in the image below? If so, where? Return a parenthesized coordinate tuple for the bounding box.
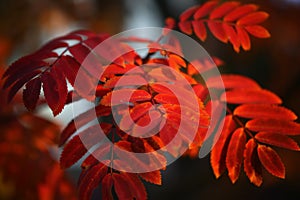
(246, 119, 300, 135)
(122, 173, 147, 200)
(102, 174, 113, 200)
(255, 132, 300, 151)
(234, 104, 298, 120)
(257, 145, 285, 179)
(78, 163, 107, 200)
(226, 128, 246, 183)
(23, 77, 41, 111)
(41, 72, 61, 115)
(60, 136, 88, 169)
(7, 70, 41, 102)
(243, 139, 263, 186)
(112, 173, 133, 199)
(59, 105, 111, 146)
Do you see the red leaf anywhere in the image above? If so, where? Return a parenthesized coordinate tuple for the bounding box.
(101, 89, 151, 106)
(178, 21, 193, 35)
(179, 5, 199, 21)
(192, 21, 207, 41)
(243, 139, 263, 186)
(207, 21, 228, 43)
(222, 89, 282, 104)
(23, 77, 41, 111)
(209, 1, 240, 19)
(211, 115, 237, 178)
(245, 25, 271, 38)
(224, 4, 258, 22)
(78, 163, 107, 200)
(139, 170, 162, 185)
(226, 128, 246, 183)
(102, 174, 113, 200)
(246, 119, 300, 135)
(234, 104, 298, 120)
(236, 27, 251, 51)
(194, 1, 218, 19)
(255, 132, 300, 151)
(237, 11, 269, 25)
(257, 145, 285, 179)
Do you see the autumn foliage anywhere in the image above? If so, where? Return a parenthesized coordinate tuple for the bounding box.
(1, 1, 300, 200)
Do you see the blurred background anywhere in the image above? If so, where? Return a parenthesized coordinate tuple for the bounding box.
(0, 0, 300, 199)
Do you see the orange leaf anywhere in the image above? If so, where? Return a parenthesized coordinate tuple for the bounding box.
(211, 115, 237, 178)
(223, 24, 240, 52)
(255, 132, 300, 151)
(226, 128, 246, 183)
(100, 89, 152, 106)
(179, 5, 199, 21)
(178, 21, 193, 35)
(257, 145, 285, 179)
(222, 89, 282, 104)
(234, 104, 297, 120)
(207, 21, 228, 43)
(236, 27, 251, 50)
(192, 21, 207, 41)
(207, 74, 260, 89)
(224, 4, 258, 22)
(194, 1, 218, 19)
(243, 139, 263, 186)
(245, 25, 271, 38)
(209, 1, 240, 19)
(246, 119, 300, 135)
(237, 11, 269, 25)
(139, 170, 162, 185)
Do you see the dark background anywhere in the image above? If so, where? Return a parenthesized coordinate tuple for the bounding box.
(0, 0, 300, 199)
